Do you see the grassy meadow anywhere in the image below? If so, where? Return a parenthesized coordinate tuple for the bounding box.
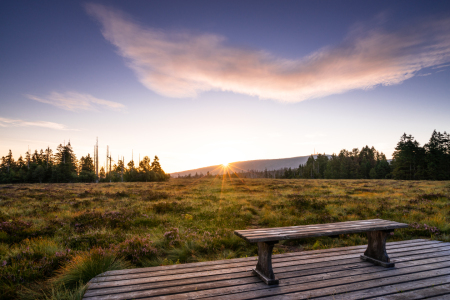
(1, 178, 449, 299)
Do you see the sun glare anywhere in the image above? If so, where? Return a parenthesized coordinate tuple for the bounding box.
(222, 162, 229, 167)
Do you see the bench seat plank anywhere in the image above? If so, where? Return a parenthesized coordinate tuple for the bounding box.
(235, 219, 408, 243)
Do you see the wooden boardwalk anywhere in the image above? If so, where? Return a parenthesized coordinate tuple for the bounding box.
(83, 239, 450, 299)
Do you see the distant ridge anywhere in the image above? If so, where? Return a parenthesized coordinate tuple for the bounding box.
(171, 155, 329, 177)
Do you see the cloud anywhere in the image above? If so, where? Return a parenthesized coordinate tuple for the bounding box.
(0, 117, 68, 130)
(86, 3, 450, 102)
(432, 63, 450, 69)
(26, 91, 125, 112)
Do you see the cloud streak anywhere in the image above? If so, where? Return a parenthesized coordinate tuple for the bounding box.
(26, 91, 125, 112)
(86, 3, 450, 102)
(0, 117, 68, 130)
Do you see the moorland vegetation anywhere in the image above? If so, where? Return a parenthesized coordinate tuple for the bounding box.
(0, 178, 449, 299)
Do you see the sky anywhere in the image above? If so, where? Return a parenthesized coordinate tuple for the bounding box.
(1, 0, 450, 173)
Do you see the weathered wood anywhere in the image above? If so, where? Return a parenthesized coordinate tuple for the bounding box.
(84, 255, 450, 300)
(422, 294, 450, 300)
(252, 241, 279, 285)
(83, 240, 450, 300)
(88, 242, 449, 290)
(314, 280, 450, 300)
(98, 239, 432, 277)
(361, 229, 394, 267)
(85, 247, 450, 298)
(88, 242, 449, 286)
(235, 219, 407, 284)
(198, 262, 450, 300)
(235, 219, 389, 233)
(234, 219, 408, 243)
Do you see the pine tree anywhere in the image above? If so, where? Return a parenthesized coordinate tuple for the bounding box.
(392, 133, 426, 180)
(424, 130, 449, 180)
(54, 142, 78, 182)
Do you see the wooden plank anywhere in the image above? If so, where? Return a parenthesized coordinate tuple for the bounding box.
(420, 294, 450, 300)
(96, 241, 443, 281)
(235, 219, 399, 236)
(328, 281, 450, 300)
(84, 249, 450, 298)
(236, 222, 408, 243)
(85, 246, 448, 298)
(87, 245, 450, 295)
(235, 224, 408, 241)
(83, 255, 450, 300)
(100, 239, 433, 277)
(86, 250, 450, 296)
(235, 219, 389, 233)
(85, 256, 450, 300)
(83, 241, 450, 300)
(89, 243, 450, 284)
(234, 219, 406, 237)
(194, 263, 450, 300)
(234, 221, 397, 237)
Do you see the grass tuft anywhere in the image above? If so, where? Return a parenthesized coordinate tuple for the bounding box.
(52, 247, 132, 290)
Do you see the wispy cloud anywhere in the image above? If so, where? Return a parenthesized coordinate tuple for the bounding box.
(432, 63, 450, 69)
(86, 4, 450, 103)
(26, 91, 125, 112)
(0, 117, 68, 130)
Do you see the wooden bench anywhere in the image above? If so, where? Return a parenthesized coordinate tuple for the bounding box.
(234, 219, 408, 285)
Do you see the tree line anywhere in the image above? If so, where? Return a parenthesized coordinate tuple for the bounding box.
(280, 130, 449, 180)
(0, 142, 169, 183)
(181, 130, 450, 181)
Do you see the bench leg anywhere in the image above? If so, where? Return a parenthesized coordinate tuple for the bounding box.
(360, 230, 395, 268)
(252, 241, 279, 285)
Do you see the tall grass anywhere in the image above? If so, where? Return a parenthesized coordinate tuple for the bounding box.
(52, 247, 132, 290)
(0, 178, 448, 298)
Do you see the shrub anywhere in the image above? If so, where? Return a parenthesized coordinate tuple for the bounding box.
(406, 222, 440, 237)
(167, 240, 202, 263)
(419, 193, 449, 200)
(0, 238, 71, 287)
(0, 220, 33, 243)
(152, 201, 191, 214)
(65, 231, 126, 250)
(113, 236, 157, 265)
(143, 190, 169, 201)
(287, 194, 326, 211)
(163, 228, 182, 247)
(71, 210, 137, 233)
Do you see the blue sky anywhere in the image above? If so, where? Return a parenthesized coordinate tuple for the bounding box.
(1, 1, 450, 172)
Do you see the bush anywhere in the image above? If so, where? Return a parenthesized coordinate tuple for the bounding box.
(152, 201, 191, 214)
(143, 190, 169, 201)
(113, 236, 157, 265)
(0, 220, 34, 243)
(287, 194, 326, 211)
(65, 231, 126, 250)
(71, 210, 137, 233)
(0, 238, 71, 288)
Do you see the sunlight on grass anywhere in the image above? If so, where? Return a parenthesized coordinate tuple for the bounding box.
(0, 178, 448, 298)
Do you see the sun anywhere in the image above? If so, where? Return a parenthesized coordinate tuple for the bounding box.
(222, 162, 229, 168)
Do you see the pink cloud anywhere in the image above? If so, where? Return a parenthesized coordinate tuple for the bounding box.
(0, 117, 67, 130)
(26, 91, 125, 112)
(86, 3, 450, 102)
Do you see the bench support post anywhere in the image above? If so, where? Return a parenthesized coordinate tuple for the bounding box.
(360, 230, 395, 268)
(252, 241, 279, 285)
